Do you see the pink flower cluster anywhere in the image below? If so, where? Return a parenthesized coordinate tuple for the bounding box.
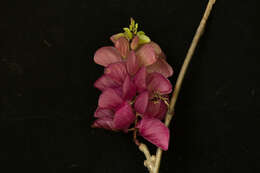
(92, 33, 173, 150)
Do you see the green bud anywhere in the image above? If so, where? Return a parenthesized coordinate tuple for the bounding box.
(130, 18, 135, 31)
(137, 31, 145, 36)
(134, 23, 138, 34)
(123, 27, 133, 40)
(138, 34, 151, 44)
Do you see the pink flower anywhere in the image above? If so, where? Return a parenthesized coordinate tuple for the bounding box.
(94, 38, 173, 78)
(92, 59, 172, 150)
(133, 67, 172, 120)
(92, 21, 173, 150)
(92, 87, 136, 131)
(94, 56, 172, 117)
(94, 52, 138, 91)
(93, 62, 138, 131)
(136, 117, 170, 151)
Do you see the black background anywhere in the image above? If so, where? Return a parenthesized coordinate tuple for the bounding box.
(0, 0, 259, 172)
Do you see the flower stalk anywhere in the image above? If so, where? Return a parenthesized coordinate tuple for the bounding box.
(139, 0, 216, 172)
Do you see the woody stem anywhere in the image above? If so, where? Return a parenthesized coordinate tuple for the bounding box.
(153, 0, 216, 173)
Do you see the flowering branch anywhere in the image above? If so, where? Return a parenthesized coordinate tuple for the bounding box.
(91, 0, 216, 172)
(139, 0, 216, 172)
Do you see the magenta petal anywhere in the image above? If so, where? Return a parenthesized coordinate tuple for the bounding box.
(94, 46, 122, 67)
(115, 37, 129, 58)
(126, 51, 140, 76)
(150, 42, 162, 55)
(110, 33, 124, 44)
(113, 87, 123, 98)
(137, 117, 169, 151)
(157, 101, 168, 120)
(94, 107, 114, 118)
(150, 42, 166, 59)
(105, 62, 128, 85)
(94, 75, 119, 91)
(92, 117, 114, 130)
(133, 67, 147, 93)
(98, 88, 123, 110)
(136, 43, 157, 66)
(113, 102, 136, 130)
(122, 75, 136, 100)
(147, 72, 172, 95)
(134, 91, 149, 114)
(145, 100, 167, 120)
(144, 100, 160, 117)
(147, 58, 173, 78)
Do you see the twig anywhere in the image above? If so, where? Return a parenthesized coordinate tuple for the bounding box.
(152, 0, 216, 172)
(139, 143, 156, 172)
(139, 0, 216, 172)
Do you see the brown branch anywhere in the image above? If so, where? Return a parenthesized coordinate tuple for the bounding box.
(153, 0, 217, 172)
